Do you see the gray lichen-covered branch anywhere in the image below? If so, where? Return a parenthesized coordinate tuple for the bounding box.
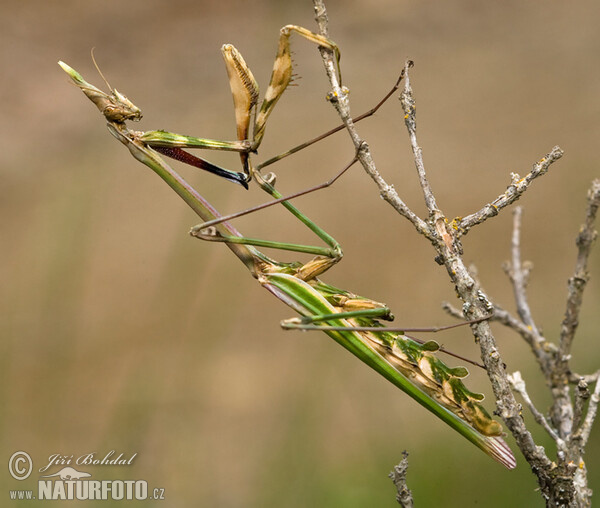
(389, 452, 414, 508)
(312, 1, 598, 505)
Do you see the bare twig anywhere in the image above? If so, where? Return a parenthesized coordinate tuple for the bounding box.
(501, 208, 558, 384)
(556, 179, 600, 380)
(569, 371, 600, 385)
(444, 300, 559, 370)
(508, 371, 561, 442)
(389, 452, 414, 508)
(399, 70, 438, 216)
(489, 305, 546, 350)
(441, 301, 465, 320)
(504, 208, 543, 341)
(455, 147, 563, 236)
(572, 378, 590, 435)
(399, 67, 454, 251)
(575, 372, 600, 447)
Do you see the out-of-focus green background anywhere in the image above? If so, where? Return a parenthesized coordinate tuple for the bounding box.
(2, 0, 599, 506)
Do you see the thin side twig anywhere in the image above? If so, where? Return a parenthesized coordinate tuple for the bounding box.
(489, 305, 546, 351)
(575, 372, 600, 447)
(556, 179, 600, 380)
(444, 300, 558, 369)
(508, 371, 561, 443)
(399, 67, 454, 251)
(501, 207, 555, 379)
(456, 147, 564, 236)
(504, 207, 543, 340)
(569, 371, 600, 385)
(572, 378, 590, 436)
(399, 71, 438, 216)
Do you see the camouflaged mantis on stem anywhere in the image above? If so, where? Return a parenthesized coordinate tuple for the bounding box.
(59, 25, 516, 469)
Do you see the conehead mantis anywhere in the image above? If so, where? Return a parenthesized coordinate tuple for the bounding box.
(59, 27, 516, 470)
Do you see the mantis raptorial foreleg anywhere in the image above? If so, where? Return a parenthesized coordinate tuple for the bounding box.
(248, 25, 341, 148)
(134, 25, 341, 179)
(60, 25, 339, 188)
(60, 31, 400, 192)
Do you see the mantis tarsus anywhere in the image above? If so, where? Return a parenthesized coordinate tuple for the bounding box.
(59, 25, 517, 470)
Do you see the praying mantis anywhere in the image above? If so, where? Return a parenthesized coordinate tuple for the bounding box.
(59, 25, 516, 469)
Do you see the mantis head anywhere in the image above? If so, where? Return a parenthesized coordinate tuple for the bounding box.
(58, 58, 142, 124)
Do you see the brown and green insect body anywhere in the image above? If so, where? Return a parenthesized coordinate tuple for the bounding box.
(59, 25, 515, 469)
(305, 279, 503, 437)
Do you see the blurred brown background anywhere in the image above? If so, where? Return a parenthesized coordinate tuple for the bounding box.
(2, 0, 599, 506)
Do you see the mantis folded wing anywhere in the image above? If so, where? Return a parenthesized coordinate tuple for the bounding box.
(59, 27, 516, 469)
